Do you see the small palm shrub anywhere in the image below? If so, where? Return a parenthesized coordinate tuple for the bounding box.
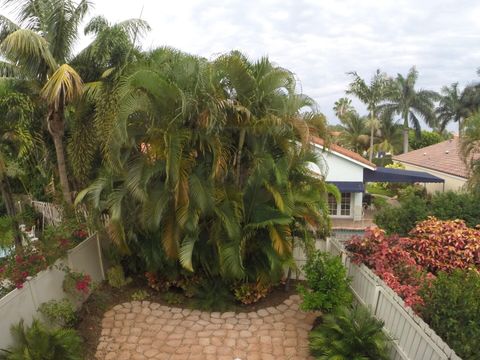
(193, 278, 235, 312)
(298, 251, 352, 313)
(0, 319, 83, 360)
(309, 306, 391, 360)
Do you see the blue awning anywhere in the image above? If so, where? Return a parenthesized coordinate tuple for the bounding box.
(328, 181, 365, 192)
(364, 167, 445, 183)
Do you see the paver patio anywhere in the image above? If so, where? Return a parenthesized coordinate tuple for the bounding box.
(95, 294, 316, 360)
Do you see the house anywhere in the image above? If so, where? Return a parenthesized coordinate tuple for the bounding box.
(309, 137, 445, 228)
(310, 137, 375, 222)
(393, 137, 468, 193)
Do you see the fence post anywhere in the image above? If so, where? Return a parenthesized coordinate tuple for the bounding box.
(96, 234, 106, 280)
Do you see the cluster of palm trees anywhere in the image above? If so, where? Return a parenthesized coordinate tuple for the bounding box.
(0, 0, 334, 284)
(333, 68, 480, 159)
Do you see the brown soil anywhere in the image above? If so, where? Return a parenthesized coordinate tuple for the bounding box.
(76, 277, 301, 360)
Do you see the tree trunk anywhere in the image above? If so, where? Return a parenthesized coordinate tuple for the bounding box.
(47, 107, 72, 204)
(369, 120, 374, 162)
(0, 176, 22, 249)
(402, 127, 409, 153)
(52, 133, 72, 204)
(236, 128, 246, 186)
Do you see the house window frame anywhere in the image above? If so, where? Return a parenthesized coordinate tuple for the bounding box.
(328, 192, 353, 218)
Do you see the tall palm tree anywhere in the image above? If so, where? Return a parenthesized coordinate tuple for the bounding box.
(381, 67, 438, 153)
(346, 70, 391, 161)
(0, 0, 90, 203)
(435, 82, 462, 134)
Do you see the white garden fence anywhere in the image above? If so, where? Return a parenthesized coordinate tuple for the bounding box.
(0, 233, 105, 349)
(321, 238, 462, 360)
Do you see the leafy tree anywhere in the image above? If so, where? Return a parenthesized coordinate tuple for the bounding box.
(375, 116, 403, 154)
(0, 82, 36, 248)
(461, 112, 480, 189)
(408, 130, 446, 150)
(380, 67, 438, 153)
(346, 69, 391, 161)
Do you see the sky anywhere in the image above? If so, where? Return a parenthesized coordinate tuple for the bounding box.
(2, 0, 480, 129)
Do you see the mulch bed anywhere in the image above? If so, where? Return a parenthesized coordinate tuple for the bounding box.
(76, 277, 301, 359)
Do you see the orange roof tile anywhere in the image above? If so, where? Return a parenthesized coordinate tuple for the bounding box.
(310, 136, 376, 169)
(393, 137, 468, 179)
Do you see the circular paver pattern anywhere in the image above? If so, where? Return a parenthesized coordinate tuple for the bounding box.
(95, 294, 316, 360)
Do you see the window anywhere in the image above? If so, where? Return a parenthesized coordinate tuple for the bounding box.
(328, 192, 352, 217)
(328, 194, 337, 215)
(340, 193, 351, 216)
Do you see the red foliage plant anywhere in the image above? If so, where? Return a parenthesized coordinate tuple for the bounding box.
(407, 217, 480, 273)
(346, 227, 432, 308)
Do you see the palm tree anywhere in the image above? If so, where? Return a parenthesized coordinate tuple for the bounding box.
(309, 305, 391, 360)
(376, 116, 403, 155)
(346, 70, 391, 161)
(333, 97, 355, 121)
(435, 82, 462, 134)
(0, 0, 90, 203)
(460, 112, 480, 189)
(76, 49, 331, 284)
(381, 67, 438, 153)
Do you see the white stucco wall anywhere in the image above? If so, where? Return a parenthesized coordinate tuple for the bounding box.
(396, 162, 467, 193)
(314, 148, 366, 182)
(313, 146, 372, 220)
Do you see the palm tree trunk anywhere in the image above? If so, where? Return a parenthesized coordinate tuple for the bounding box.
(0, 176, 22, 249)
(47, 109, 72, 204)
(236, 128, 246, 186)
(52, 133, 72, 204)
(402, 113, 409, 154)
(368, 113, 374, 161)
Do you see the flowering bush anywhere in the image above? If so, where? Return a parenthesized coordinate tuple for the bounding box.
(346, 227, 431, 307)
(0, 251, 48, 289)
(63, 270, 93, 300)
(407, 217, 480, 273)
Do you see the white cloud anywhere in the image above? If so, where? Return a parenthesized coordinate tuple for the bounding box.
(2, 0, 479, 130)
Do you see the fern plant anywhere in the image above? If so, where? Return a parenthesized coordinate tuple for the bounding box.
(309, 306, 391, 360)
(0, 319, 83, 360)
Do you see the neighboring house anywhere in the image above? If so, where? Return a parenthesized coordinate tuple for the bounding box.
(310, 137, 376, 222)
(309, 137, 445, 226)
(393, 137, 468, 193)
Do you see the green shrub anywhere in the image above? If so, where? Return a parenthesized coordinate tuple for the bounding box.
(193, 278, 235, 312)
(106, 265, 131, 288)
(374, 194, 429, 235)
(309, 305, 391, 360)
(375, 191, 480, 235)
(162, 292, 184, 306)
(131, 290, 149, 301)
(38, 299, 77, 328)
(419, 269, 480, 360)
(0, 319, 83, 360)
(298, 251, 352, 313)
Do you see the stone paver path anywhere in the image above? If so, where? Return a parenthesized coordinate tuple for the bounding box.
(96, 294, 315, 360)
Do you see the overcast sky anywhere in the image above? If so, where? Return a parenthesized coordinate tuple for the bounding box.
(3, 0, 480, 128)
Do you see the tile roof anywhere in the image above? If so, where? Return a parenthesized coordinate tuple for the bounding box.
(393, 137, 468, 179)
(310, 136, 376, 169)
